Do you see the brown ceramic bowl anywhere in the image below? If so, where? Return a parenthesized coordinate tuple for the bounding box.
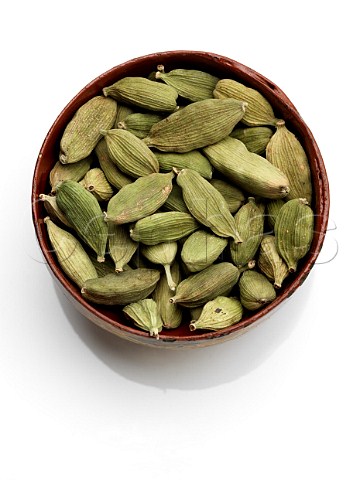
(32, 50, 330, 349)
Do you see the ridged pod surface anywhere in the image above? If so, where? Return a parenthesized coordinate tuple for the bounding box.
(123, 299, 163, 339)
(181, 230, 228, 272)
(155, 150, 213, 179)
(80, 168, 113, 202)
(49, 156, 93, 193)
(209, 178, 245, 214)
(257, 235, 289, 288)
(108, 223, 138, 272)
(153, 261, 182, 329)
(239, 270, 276, 311)
(230, 126, 273, 154)
(95, 138, 132, 190)
(189, 296, 243, 331)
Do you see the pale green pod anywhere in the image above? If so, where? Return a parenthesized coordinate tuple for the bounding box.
(169, 262, 240, 308)
(81, 168, 114, 201)
(143, 98, 247, 153)
(189, 306, 203, 321)
(60, 96, 117, 164)
(101, 128, 159, 178)
(176, 168, 243, 243)
(114, 103, 135, 127)
(162, 184, 189, 213)
(266, 199, 285, 230)
(44, 217, 97, 288)
(120, 112, 165, 139)
(230, 197, 264, 267)
(189, 296, 243, 331)
(239, 270, 276, 311)
(123, 299, 163, 339)
(155, 67, 219, 102)
(203, 136, 290, 199)
(209, 178, 245, 214)
(49, 156, 93, 193)
(81, 269, 160, 305)
(154, 150, 213, 180)
(130, 212, 199, 245)
(103, 76, 178, 112)
(39, 194, 73, 228)
(95, 138, 132, 190)
(153, 261, 183, 329)
(141, 242, 178, 291)
(230, 126, 273, 154)
(56, 180, 108, 262)
(275, 198, 314, 272)
(105, 172, 174, 224)
(214, 79, 277, 126)
(266, 120, 312, 204)
(108, 223, 138, 272)
(257, 235, 289, 289)
(181, 230, 227, 272)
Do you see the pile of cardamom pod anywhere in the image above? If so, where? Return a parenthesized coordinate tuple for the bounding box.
(40, 65, 314, 339)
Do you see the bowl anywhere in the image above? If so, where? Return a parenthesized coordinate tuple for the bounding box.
(32, 50, 330, 349)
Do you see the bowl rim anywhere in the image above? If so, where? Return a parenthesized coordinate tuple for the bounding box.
(32, 50, 330, 346)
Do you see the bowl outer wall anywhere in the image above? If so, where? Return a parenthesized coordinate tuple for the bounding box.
(32, 50, 330, 349)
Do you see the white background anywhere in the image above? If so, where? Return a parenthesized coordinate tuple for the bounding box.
(1, 1, 358, 479)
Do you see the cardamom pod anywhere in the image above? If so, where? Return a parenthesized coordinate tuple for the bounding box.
(39, 194, 73, 228)
(56, 180, 108, 262)
(154, 150, 213, 180)
(209, 178, 245, 214)
(257, 235, 289, 288)
(60, 96, 117, 164)
(114, 103, 135, 127)
(119, 112, 165, 139)
(123, 299, 163, 339)
(189, 306, 203, 322)
(153, 261, 182, 329)
(189, 296, 243, 331)
(108, 223, 138, 272)
(176, 168, 243, 243)
(143, 98, 247, 152)
(275, 198, 314, 272)
(81, 268, 160, 305)
(230, 197, 264, 268)
(141, 242, 178, 291)
(101, 128, 159, 178)
(169, 262, 240, 308)
(203, 136, 290, 199)
(266, 198, 285, 230)
(155, 67, 219, 102)
(181, 230, 227, 272)
(105, 172, 174, 224)
(80, 168, 114, 201)
(230, 126, 273, 154)
(95, 138, 132, 190)
(266, 120, 312, 203)
(214, 79, 277, 126)
(44, 217, 97, 288)
(103, 76, 178, 112)
(130, 212, 199, 245)
(239, 270, 276, 311)
(49, 156, 93, 193)
(162, 184, 189, 213)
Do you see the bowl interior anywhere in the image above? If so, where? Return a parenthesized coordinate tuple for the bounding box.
(32, 50, 330, 346)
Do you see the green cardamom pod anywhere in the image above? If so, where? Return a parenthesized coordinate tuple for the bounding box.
(266, 120, 313, 203)
(189, 306, 203, 322)
(239, 270, 276, 311)
(130, 212, 199, 245)
(80, 167, 114, 202)
(257, 235, 289, 288)
(154, 150, 213, 179)
(181, 230, 228, 272)
(123, 299, 163, 339)
(153, 261, 182, 329)
(169, 262, 240, 308)
(214, 79, 277, 126)
(39, 194, 73, 228)
(266, 199, 285, 230)
(203, 136, 290, 199)
(114, 103, 135, 127)
(141, 242, 178, 291)
(56, 180, 108, 262)
(101, 128, 159, 178)
(105, 172, 174, 224)
(81, 268, 160, 305)
(162, 184, 189, 213)
(103, 76, 178, 112)
(60, 96, 117, 164)
(209, 178, 245, 214)
(95, 138, 132, 190)
(119, 112, 165, 139)
(155, 67, 219, 102)
(44, 217, 97, 288)
(108, 223, 138, 272)
(176, 168, 243, 243)
(143, 98, 247, 153)
(189, 296, 243, 331)
(230, 197, 264, 268)
(275, 198, 314, 272)
(230, 126, 273, 154)
(49, 156, 93, 193)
